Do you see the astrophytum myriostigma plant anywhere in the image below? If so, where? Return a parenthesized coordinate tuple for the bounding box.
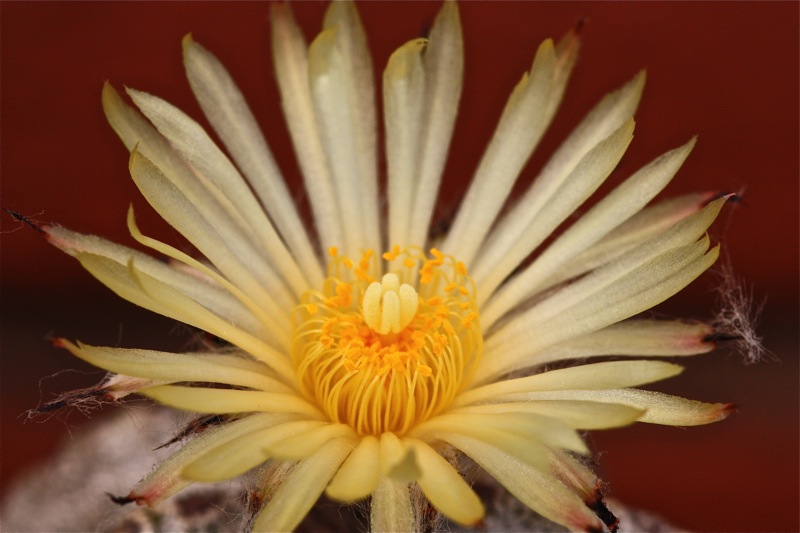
(41, 2, 737, 531)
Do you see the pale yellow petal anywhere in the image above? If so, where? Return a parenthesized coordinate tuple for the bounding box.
(483, 137, 696, 316)
(384, 38, 427, 248)
(128, 413, 278, 506)
(407, 0, 464, 248)
(58, 339, 290, 393)
(540, 191, 715, 291)
(325, 435, 380, 502)
(182, 35, 324, 288)
(370, 478, 415, 533)
(412, 411, 587, 455)
(141, 386, 324, 419)
(450, 400, 644, 430)
(458, 360, 684, 407)
(443, 38, 558, 265)
(405, 438, 484, 526)
(531, 319, 716, 366)
(270, 3, 342, 250)
(499, 388, 733, 426)
(252, 437, 354, 532)
(182, 419, 323, 482)
(266, 422, 357, 460)
(442, 433, 604, 532)
(476, 118, 636, 307)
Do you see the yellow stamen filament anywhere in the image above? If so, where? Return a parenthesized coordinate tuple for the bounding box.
(291, 247, 482, 436)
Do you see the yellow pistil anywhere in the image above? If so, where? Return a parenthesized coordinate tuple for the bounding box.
(291, 247, 482, 436)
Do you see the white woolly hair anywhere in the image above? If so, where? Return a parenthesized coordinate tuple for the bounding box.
(712, 262, 767, 364)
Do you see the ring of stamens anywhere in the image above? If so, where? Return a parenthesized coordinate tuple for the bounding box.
(291, 246, 482, 436)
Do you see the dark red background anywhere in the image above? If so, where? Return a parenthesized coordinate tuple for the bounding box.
(2, 2, 798, 532)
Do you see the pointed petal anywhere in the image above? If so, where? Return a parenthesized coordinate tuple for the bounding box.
(46, 224, 273, 343)
(444, 433, 604, 532)
(499, 389, 733, 426)
(450, 400, 644, 430)
(127, 88, 309, 298)
(181, 419, 323, 482)
(128, 148, 294, 320)
(251, 437, 354, 532)
(443, 38, 558, 264)
(141, 386, 324, 419)
(68, 249, 294, 380)
(325, 435, 380, 502)
(531, 319, 716, 366)
(126, 206, 288, 346)
(480, 199, 726, 381)
(540, 191, 715, 291)
(182, 35, 324, 287)
(459, 360, 683, 407)
(472, 72, 645, 298)
(484, 137, 696, 317)
(476, 117, 636, 310)
(270, 3, 342, 249)
(384, 38, 427, 248)
(57, 339, 290, 393)
(127, 413, 278, 506)
(266, 422, 357, 460)
(370, 478, 415, 533)
(407, 0, 464, 248)
(414, 410, 587, 455)
(405, 438, 484, 526)
(322, 2, 380, 253)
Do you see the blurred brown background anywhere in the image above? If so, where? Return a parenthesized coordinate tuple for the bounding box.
(2, 2, 797, 532)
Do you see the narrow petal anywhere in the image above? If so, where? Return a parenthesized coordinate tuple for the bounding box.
(252, 437, 354, 532)
(407, 0, 464, 248)
(384, 38, 427, 248)
(46, 224, 273, 343)
(481, 239, 719, 381)
(70, 250, 294, 380)
(141, 386, 324, 419)
(128, 88, 309, 298)
(326, 435, 380, 502)
(270, 3, 342, 249)
(322, 2, 380, 253)
(308, 20, 379, 255)
(370, 478, 415, 533)
(266, 422, 357, 460)
(540, 190, 716, 292)
(57, 339, 290, 393)
(182, 35, 324, 287)
(458, 360, 684, 407)
(484, 137, 696, 316)
(449, 400, 644, 430)
(128, 148, 294, 320)
(413, 411, 587, 456)
(475, 117, 636, 309)
(181, 419, 323, 482)
(480, 199, 726, 381)
(405, 438, 484, 526)
(530, 319, 716, 366)
(472, 71, 645, 299)
(443, 38, 558, 264)
(443, 433, 604, 532)
(127, 413, 278, 506)
(498, 389, 734, 426)
(126, 207, 288, 347)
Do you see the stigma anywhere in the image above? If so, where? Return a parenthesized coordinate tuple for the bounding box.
(362, 273, 419, 334)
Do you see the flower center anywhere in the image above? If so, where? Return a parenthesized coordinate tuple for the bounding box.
(291, 246, 483, 436)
